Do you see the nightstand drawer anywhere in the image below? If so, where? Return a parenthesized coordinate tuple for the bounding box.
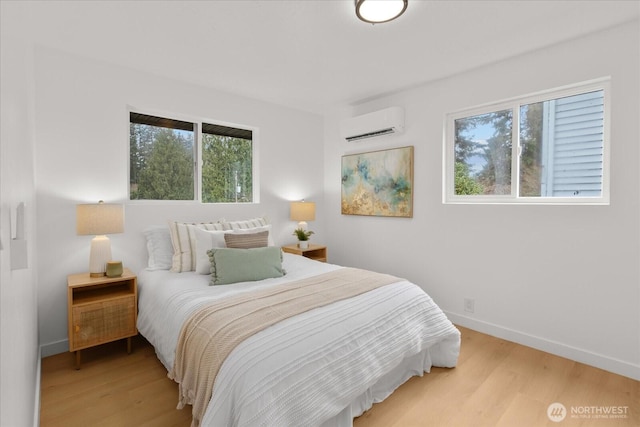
(71, 296, 136, 351)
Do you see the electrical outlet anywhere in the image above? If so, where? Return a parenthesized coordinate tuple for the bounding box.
(464, 298, 475, 313)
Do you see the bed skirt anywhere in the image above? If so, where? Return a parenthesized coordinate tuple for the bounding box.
(321, 333, 459, 427)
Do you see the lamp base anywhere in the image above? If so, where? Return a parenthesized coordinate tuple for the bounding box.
(89, 235, 112, 277)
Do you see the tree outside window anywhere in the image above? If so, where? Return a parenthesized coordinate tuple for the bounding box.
(129, 112, 254, 203)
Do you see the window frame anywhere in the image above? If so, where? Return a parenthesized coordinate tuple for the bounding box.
(443, 78, 610, 205)
(128, 108, 259, 204)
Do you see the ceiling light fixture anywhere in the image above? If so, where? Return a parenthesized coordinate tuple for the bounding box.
(355, 0, 408, 24)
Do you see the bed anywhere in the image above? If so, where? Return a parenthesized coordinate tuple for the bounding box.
(137, 220, 461, 427)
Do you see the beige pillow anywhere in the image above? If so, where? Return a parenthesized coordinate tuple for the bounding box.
(232, 224, 275, 246)
(224, 230, 269, 249)
(221, 216, 269, 230)
(168, 221, 225, 272)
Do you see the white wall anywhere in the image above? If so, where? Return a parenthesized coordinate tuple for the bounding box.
(0, 2, 40, 426)
(324, 21, 640, 380)
(34, 47, 325, 356)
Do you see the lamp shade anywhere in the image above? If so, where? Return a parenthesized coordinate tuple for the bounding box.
(355, 0, 408, 24)
(76, 202, 124, 236)
(290, 201, 316, 222)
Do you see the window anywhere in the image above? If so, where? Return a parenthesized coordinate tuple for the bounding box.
(129, 112, 255, 203)
(444, 79, 609, 204)
(201, 123, 253, 203)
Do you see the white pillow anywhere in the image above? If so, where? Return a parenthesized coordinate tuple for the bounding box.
(194, 228, 232, 274)
(168, 221, 225, 272)
(142, 226, 173, 270)
(233, 224, 275, 246)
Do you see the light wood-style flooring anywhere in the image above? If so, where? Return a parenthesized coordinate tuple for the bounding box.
(40, 326, 639, 426)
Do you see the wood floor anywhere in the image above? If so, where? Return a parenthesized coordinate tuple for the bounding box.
(40, 326, 639, 427)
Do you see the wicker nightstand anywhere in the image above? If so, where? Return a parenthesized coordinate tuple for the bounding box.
(67, 269, 137, 369)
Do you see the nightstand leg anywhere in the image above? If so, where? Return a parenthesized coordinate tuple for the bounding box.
(127, 337, 132, 354)
(75, 350, 81, 370)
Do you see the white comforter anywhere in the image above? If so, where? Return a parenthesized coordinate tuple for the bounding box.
(137, 253, 460, 427)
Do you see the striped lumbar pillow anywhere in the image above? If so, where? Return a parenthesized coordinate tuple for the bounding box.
(224, 230, 269, 249)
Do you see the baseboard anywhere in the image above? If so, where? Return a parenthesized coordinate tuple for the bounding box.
(445, 311, 640, 381)
(40, 338, 68, 358)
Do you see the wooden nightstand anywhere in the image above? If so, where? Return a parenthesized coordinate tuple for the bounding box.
(67, 269, 137, 369)
(282, 244, 327, 262)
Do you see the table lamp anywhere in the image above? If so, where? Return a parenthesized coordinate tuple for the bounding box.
(290, 200, 315, 230)
(76, 201, 124, 277)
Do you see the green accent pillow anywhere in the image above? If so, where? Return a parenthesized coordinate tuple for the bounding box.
(207, 247, 286, 285)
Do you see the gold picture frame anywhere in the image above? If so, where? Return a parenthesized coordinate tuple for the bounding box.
(341, 146, 414, 218)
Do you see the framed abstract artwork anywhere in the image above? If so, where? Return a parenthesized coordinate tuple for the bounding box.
(341, 146, 414, 218)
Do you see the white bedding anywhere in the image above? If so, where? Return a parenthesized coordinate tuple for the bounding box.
(137, 253, 460, 427)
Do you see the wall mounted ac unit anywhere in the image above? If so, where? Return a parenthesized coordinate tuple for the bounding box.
(340, 106, 405, 142)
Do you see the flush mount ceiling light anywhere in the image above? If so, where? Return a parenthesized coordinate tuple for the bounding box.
(355, 0, 408, 24)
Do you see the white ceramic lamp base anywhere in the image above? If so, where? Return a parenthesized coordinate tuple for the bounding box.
(89, 235, 112, 277)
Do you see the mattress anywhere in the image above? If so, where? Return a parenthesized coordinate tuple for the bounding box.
(137, 253, 460, 426)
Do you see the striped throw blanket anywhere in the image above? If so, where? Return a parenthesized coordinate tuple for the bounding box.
(169, 267, 400, 427)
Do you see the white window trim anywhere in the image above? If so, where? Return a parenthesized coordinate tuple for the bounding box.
(443, 78, 611, 205)
(127, 106, 260, 204)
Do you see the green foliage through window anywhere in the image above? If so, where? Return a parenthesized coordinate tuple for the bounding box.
(202, 133, 252, 203)
(454, 162, 484, 195)
(129, 112, 253, 203)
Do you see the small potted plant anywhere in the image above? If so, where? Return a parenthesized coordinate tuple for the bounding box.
(293, 227, 314, 249)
